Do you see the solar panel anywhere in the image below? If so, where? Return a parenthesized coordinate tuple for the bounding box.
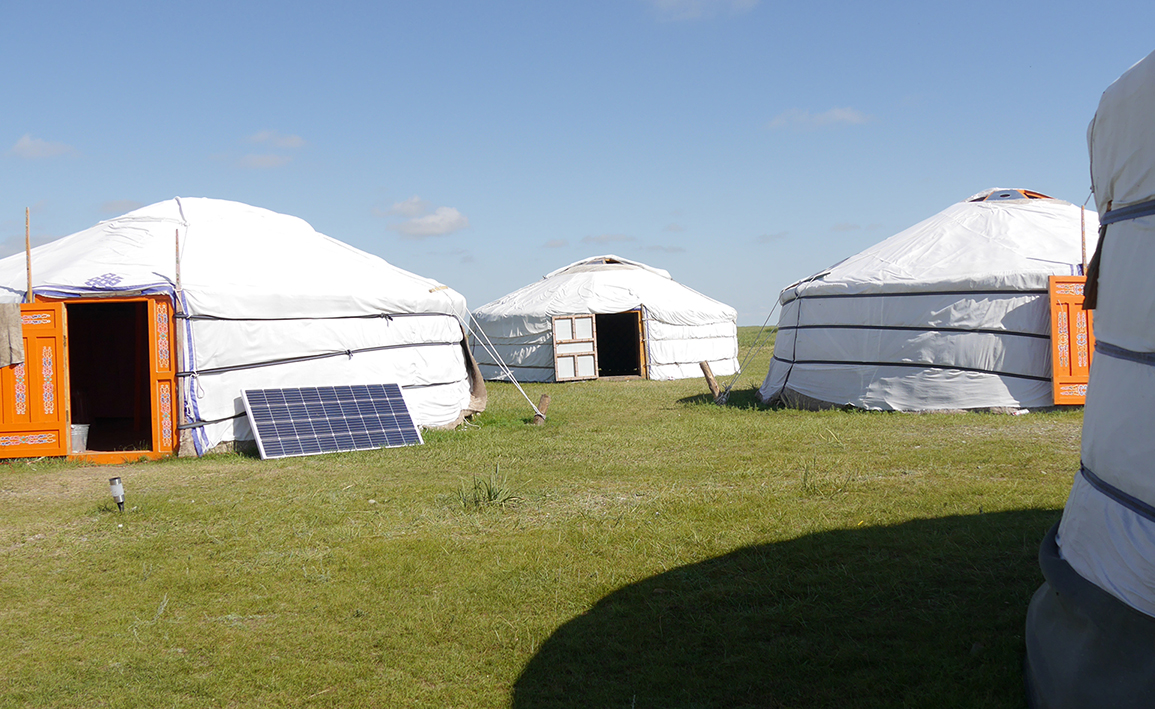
(241, 384, 423, 460)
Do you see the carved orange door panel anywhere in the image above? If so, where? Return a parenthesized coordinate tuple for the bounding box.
(1050, 276, 1095, 405)
(0, 303, 70, 458)
(148, 297, 177, 454)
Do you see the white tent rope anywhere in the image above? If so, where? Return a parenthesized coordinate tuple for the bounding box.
(458, 312, 545, 419)
(717, 300, 779, 405)
(424, 285, 544, 420)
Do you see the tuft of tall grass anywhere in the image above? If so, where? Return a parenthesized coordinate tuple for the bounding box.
(457, 464, 522, 511)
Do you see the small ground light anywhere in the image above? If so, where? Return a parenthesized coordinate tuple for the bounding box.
(109, 477, 125, 512)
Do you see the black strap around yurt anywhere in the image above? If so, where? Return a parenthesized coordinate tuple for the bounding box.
(1084, 197, 1155, 310)
(175, 339, 458, 378)
(769, 354, 1051, 382)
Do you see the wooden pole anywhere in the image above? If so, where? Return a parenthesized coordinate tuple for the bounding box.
(700, 361, 721, 402)
(532, 393, 550, 425)
(25, 208, 32, 303)
(1081, 205, 1087, 274)
(175, 228, 182, 293)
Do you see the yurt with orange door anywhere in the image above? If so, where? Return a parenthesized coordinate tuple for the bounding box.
(757, 188, 1098, 411)
(0, 198, 485, 461)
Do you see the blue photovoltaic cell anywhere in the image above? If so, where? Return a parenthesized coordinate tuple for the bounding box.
(241, 383, 423, 460)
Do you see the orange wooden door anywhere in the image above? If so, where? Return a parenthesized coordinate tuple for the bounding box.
(148, 297, 177, 454)
(1050, 276, 1095, 405)
(0, 303, 70, 458)
(634, 309, 648, 379)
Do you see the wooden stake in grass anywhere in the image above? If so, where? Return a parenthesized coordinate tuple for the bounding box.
(700, 361, 721, 403)
(532, 393, 550, 425)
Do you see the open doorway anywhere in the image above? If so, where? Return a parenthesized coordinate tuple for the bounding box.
(594, 311, 645, 378)
(66, 301, 153, 452)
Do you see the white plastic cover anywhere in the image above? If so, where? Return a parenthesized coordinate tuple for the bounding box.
(1057, 48, 1155, 617)
(758, 190, 1098, 410)
(471, 255, 738, 382)
(0, 198, 480, 454)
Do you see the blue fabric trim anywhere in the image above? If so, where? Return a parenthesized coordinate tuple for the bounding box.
(1080, 464, 1155, 525)
(1096, 340, 1155, 367)
(1100, 198, 1155, 225)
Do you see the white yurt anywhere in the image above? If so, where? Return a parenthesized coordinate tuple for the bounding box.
(1025, 49, 1155, 708)
(471, 255, 738, 383)
(0, 198, 484, 458)
(757, 189, 1098, 411)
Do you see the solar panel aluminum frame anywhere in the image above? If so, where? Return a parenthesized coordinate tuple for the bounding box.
(241, 383, 424, 460)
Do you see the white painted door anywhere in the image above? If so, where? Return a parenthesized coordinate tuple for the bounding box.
(553, 315, 598, 381)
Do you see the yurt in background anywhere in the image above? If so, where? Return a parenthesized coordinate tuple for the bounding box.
(471, 255, 738, 383)
(0, 198, 485, 461)
(1025, 49, 1155, 708)
(758, 189, 1098, 411)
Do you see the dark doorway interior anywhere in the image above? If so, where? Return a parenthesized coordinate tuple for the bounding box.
(66, 302, 152, 452)
(595, 311, 643, 377)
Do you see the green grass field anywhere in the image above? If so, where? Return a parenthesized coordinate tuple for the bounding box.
(0, 327, 1080, 708)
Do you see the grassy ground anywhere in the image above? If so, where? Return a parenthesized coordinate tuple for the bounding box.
(0, 327, 1080, 708)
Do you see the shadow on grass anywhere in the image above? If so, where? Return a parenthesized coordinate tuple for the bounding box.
(678, 386, 770, 410)
(512, 509, 1059, 709)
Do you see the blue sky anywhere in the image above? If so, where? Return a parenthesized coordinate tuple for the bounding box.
(4, 0, 1154, 325)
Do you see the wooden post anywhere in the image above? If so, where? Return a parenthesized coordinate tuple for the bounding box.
(532, 393, 550, 425)
(700, 361, 721, 402)
(1081, 205, 1087, 274)
(25, 208, 32, 303)
(175, 228, 182, 292)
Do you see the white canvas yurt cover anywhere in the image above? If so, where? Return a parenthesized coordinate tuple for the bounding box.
(1025, 49, 1155, 708)
(758, 189, 1098, 411)
(472, 255, 738, 382)
(0, 198, 484, 456)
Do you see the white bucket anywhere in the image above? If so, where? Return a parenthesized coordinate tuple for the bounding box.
(70, 424, 89, 454)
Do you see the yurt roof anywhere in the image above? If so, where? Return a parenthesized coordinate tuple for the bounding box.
(784, 189, 1098, 299)
(474, 254, 736, 325)
(0, 197, 468, 322)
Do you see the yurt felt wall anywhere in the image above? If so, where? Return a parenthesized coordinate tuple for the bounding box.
(758, 189, 1098, 411)
(1024, 49, 1155, 708)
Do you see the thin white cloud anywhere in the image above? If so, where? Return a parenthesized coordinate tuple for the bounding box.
(581, 233, 637, 245)
(382, 196, 431, 218)
(248, 130, 306, 149)
(391, 206, 470, 239)
(450, 247, 476, 264)
(767, 107, 873, 130)
(9, 134, 75, 159)
(101, 199, 144, 215)
(544, 239, 568, 248)
(664, 223, 685, 232)
(239, 154, 293, 169)
(647, 0, 758, 21)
